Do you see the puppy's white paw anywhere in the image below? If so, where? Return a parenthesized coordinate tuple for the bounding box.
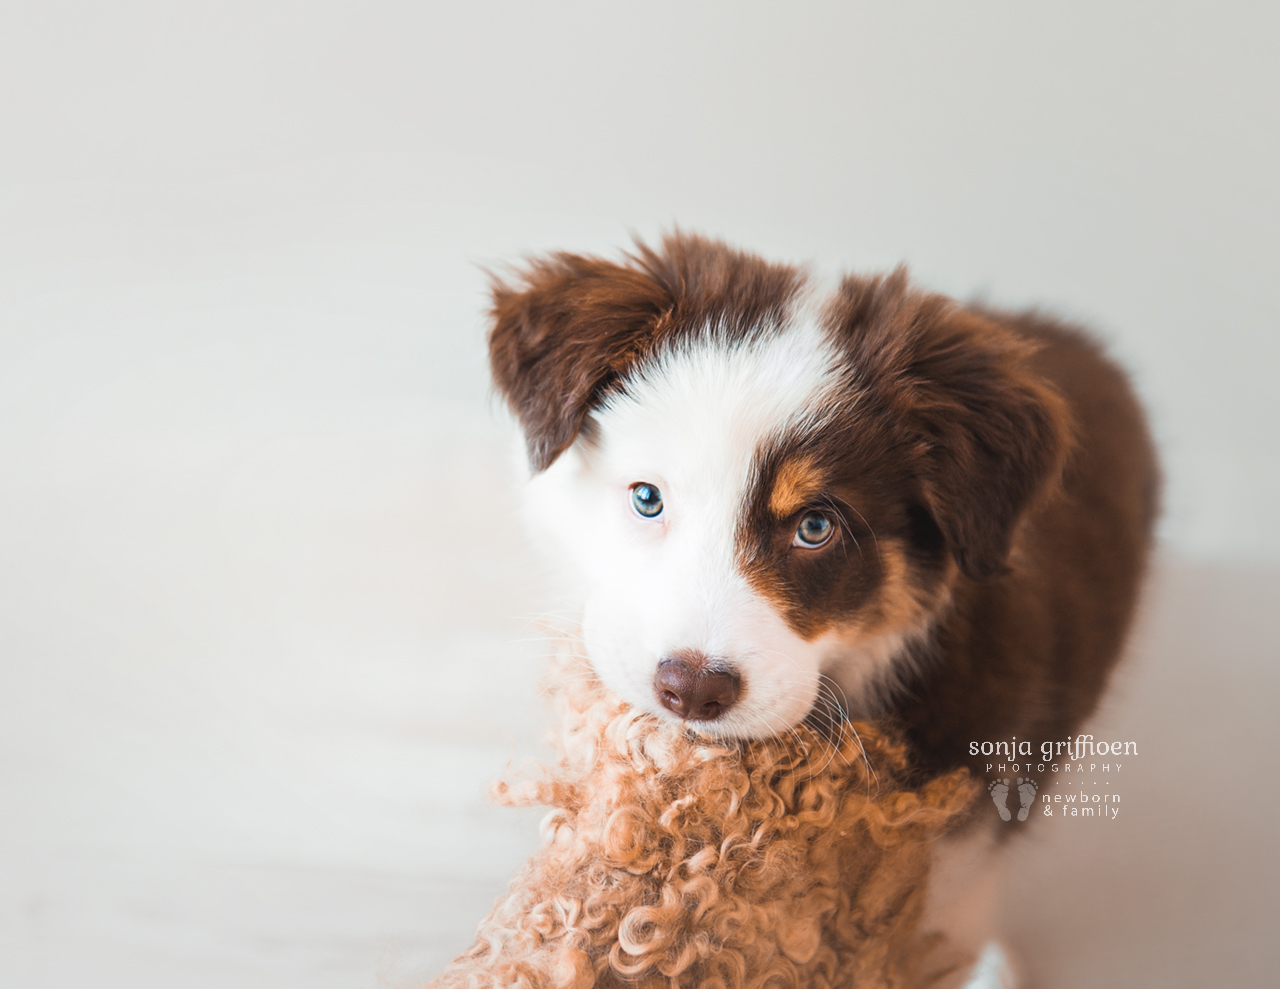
(963, 941, 1018, 989)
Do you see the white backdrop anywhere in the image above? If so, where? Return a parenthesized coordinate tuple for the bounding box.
(3, 0, 1276, 560)
(2, 3, 1277, 987)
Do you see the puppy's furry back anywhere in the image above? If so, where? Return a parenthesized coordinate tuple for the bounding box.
(430, 654, 978, 989)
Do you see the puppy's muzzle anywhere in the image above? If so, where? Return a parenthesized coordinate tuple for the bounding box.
(654, 652, 740, 722)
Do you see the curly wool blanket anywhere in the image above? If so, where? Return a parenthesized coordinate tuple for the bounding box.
(431, 656, 979, 989)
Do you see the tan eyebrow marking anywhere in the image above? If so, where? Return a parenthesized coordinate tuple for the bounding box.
(768, 454, 825, 517)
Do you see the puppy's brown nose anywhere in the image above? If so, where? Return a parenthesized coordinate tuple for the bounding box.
(654, 654, 740, 721)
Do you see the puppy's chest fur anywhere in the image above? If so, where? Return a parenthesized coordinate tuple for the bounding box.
(490, 234, 1158, 778)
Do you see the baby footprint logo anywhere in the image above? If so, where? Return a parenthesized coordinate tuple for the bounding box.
(1016, 777, 1038, 821)
(988, 778, 1012, 821)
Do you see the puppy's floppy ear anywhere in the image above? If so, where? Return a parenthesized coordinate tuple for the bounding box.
(905, 306, 1073, 579)
(835, 272, 1074, 580)
(488, 252, 672, 471)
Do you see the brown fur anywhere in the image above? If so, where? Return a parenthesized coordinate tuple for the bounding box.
(431, 652, 979, 989)
(892, 311, 1160, 779)
(768, 454, 825, 517)
(488, 235, 804, 471)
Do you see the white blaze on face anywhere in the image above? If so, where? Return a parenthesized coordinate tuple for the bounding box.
(524, 317, 846, 739)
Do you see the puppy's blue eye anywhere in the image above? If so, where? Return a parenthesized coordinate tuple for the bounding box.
(630, 483, 663, 518)
(793, 512, 834, 548)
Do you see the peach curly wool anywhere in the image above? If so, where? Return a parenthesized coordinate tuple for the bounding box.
(430, 656, 979, 989)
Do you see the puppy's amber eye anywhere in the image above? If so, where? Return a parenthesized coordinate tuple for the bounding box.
(630, 482, 664, 519)
(793, 512, 834, 548)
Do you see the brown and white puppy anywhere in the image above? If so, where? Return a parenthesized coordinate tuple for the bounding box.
(487, 233, 1158, 984)
(488, 233, 1156, 777)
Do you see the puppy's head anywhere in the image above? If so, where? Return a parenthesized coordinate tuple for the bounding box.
(489, 234, 1070, 739)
